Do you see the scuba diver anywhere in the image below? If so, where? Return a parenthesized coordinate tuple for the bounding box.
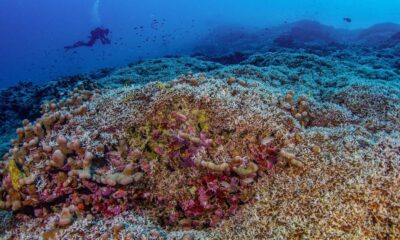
(64, 27, 111, 51)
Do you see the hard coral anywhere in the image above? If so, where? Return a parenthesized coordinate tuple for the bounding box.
(0, 74, 294, 231)
(8, 160, 23, 190)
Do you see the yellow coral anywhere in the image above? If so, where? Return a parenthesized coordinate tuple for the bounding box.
(189, 186, 197, 196)
(8, 160, 23, 190)
(156, 81, 166, 90)
(197, 110, 209, 132)
(295, 133, 303, 143)
(147, 151, 158, 160)
(127, 124, 152, 149)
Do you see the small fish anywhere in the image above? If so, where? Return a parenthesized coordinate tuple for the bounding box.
(343, 17, 352, 23)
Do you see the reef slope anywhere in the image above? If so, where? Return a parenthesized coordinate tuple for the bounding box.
(0, 47, 399, 239)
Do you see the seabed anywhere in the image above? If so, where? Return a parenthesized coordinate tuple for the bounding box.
(0, 47, 399, 239)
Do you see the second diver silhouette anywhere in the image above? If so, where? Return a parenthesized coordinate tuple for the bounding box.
(65, 27, 111, 51)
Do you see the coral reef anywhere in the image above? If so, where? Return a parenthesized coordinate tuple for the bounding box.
(0, 74, 296, 234)
(0, 44, 399, 239)
(0, 58, 222, 157)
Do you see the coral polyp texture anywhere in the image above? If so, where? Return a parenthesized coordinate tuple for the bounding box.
(0, 48, 399, 239)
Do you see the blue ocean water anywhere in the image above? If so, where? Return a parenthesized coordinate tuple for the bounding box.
(0, 0, 399, 88)
(1, 1, 400, 239)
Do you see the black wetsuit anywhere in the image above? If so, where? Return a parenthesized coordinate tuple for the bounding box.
(65, 27, 111, 51)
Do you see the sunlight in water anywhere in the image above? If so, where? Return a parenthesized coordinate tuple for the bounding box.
(91, 0, 101, 25)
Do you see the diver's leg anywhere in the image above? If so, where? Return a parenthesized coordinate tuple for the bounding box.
(87, 38, 97, 47)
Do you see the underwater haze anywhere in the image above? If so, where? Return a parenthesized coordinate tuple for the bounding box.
(1, 1, 400, 239)
(1, 0, 400, 88)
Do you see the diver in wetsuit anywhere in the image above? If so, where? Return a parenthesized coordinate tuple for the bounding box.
(65, 27, 111, 51)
